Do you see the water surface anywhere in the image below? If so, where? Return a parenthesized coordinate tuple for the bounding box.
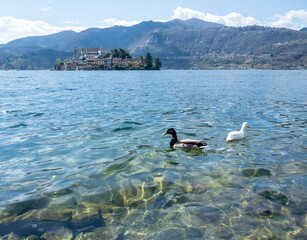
(0, 70, 306, 239)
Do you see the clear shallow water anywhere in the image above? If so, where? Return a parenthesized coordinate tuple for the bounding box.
(0, 70, 306, 239)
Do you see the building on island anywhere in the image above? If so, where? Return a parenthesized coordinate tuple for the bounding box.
(80, 47, 108, 60)
(60, 47, 149, 70)
(63, 59, 78, 70)
(102, 58, 112, 69)
(74, 47, 78, 61)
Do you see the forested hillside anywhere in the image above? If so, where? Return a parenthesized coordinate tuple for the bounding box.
(0, 19, 306, 70)
(0, 47, 72, 70)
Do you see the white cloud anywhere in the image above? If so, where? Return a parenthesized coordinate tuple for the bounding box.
(172, 7, 307, 29)
(173, 7, 206, 20)
(0, 16, 142, 44)
(266, 9, 307, 30)
(99, 18, 141, 27)
(1, 8, 306, 44)
(42, 6, 53, 12)
(172, 7, 260, 27)
(0, 16, 85, 44)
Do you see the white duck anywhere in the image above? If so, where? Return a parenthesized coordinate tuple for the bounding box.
(226, 122, 250, 141)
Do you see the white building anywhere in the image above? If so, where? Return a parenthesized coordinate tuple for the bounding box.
(102, 58, 112, 69)
(81, 47, 108, 60)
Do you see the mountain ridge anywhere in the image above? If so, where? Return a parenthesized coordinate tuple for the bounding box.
(1, 18, 306, 69)
(3, 18, 225, 51)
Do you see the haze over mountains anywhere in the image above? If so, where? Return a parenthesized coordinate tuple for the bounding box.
(1, 18, 306, 69)
(4, 19, 224, 51)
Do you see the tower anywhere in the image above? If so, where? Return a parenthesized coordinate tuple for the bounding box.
(74, 47, 78, 61)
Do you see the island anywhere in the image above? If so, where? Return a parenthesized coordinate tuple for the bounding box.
(54, 47, 162, 70)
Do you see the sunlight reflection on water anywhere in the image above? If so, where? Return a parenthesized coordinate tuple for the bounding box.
(0, 70, 306, 239)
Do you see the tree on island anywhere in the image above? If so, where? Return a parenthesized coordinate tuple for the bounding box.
(154, 57, 162, 70)
(144, 52, 153, 70)
(111, 48, 119, 58)
(111, 48, 132, 59)
(119, 48, 132, 59)
(54, 58, 64, 70)
(143, 53, 162, 70)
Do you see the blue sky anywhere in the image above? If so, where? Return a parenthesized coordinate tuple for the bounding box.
(0, 0, 306, 44)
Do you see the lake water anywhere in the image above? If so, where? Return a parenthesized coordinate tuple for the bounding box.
(0, 70, 306, 239)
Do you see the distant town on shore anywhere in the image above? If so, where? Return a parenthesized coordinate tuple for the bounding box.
(54, 47, 162, 71)
(1, 19, 306, 70)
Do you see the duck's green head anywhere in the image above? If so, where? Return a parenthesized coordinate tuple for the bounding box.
(162, 128, 177, 137)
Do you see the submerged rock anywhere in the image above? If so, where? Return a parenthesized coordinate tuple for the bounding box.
(256, 208, 281, 219)
(82, 192, 111, 205)
(43, 188, 73, 197)
(0, 218, 65, 239)
(215, 224, 234, 239)
(108, 191, 125, 207)
(26, 236, 44, 240)
(185, 227, 203, 239)
(0, 200, 66, 237)
(256, 208, 282, 219)
(247, 226, 273, 239)
(1, 209, 72, 225)
(0, 198, 50, 219)
(181, 205, 221, 226)
(100, 205, 128, 223)
(75, 225, 124, 240)
(258, 190, 292, 206)
(242, 168, 272, 177)
(0, 232, 24, 240)
(71, 204, 103, 230)
(164, 211, 178, 221)
(158, 195, 174, 209)
(48, 196, 78, 210)
(142, 182, 161, 200)
(154, 228, 185, 240)
(41, 228, 73, 240)
(143, 210, 168, 224)
(37, 209, 72, 222)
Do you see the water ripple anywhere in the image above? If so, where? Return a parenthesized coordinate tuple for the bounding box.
(0, 70, 306, 239)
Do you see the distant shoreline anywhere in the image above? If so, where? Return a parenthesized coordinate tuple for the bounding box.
(1, 68, 306, 71)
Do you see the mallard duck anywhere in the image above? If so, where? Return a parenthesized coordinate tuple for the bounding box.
(226, 122, 250, 141)
(162, 128, 207, 149)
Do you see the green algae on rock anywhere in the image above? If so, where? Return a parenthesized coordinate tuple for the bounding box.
(242, 168, 272, 177)
(165, 160, 180, 165)
(256, 208, 282, 219)
(258, 190, 292, 206)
